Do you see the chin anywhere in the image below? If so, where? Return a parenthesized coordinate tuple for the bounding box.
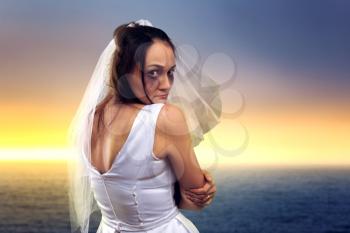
(153, 98, 167, 104)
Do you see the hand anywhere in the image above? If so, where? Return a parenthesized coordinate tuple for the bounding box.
(183, 169, 216, 207)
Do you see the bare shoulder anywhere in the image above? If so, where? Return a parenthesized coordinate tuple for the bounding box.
(157, 103, 205, 190)
(158, 103, 190, 137)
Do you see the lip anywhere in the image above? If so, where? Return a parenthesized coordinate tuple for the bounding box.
(157, 94, 168, 99)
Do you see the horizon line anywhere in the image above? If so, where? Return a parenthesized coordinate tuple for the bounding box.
(1, 148, 349, 168)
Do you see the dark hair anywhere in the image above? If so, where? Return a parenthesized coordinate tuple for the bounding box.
(110, 21, 176, 104)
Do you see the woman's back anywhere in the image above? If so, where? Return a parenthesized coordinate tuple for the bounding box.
(90, 95, 171, 173)
(87, 102, 199, 232)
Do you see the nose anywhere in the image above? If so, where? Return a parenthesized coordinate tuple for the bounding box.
(159, 74, 172, 90)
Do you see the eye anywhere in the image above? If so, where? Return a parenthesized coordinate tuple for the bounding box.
(147, 70, 159, 79)
(168, 68, 176, 78)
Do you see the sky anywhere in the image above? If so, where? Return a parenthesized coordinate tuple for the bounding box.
(0, 0, 349, 166)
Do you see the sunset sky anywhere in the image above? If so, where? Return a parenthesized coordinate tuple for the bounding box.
(1, 0, 349, 166)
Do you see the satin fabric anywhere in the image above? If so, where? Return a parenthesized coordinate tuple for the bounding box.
(87, 103, 200, 233)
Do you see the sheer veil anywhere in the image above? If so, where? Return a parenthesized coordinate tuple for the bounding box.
(66, 19, 222, 233)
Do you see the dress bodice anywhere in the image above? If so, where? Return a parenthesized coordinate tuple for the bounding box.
(87, 103, 181, 232)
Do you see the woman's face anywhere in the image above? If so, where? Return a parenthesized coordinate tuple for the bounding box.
(128, 39, 176, 104)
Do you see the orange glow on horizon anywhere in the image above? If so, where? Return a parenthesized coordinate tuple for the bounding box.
(1, 101, 349, 166)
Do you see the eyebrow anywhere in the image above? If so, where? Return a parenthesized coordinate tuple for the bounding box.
(146, 64, 176, 69)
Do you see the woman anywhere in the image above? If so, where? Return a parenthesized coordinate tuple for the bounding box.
(68, 19, 218, 233)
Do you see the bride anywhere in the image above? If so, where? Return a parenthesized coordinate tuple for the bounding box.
(68, 19, 218, 233)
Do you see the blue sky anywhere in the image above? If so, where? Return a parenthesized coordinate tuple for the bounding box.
(1, 0, 349, 84)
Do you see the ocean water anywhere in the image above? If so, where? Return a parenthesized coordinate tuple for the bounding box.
(0, 162, 350, 233)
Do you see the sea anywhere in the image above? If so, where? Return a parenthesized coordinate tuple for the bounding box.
(0, 162, 350, 233)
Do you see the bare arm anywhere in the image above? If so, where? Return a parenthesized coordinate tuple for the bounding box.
(159, 103, 205, 210)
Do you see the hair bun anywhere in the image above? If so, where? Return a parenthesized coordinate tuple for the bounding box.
(127, 19, 153, 27)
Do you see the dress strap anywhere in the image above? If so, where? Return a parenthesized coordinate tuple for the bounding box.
(148, 103, 165, 128)
(142, 103, 165, 161)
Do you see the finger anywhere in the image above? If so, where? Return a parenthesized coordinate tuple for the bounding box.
(184, 189, 207, 198)
(203, 198, 213, 206)
(184, 191, 207, 199)
(187, 195, 204, 204)
(204, 193, 214, 202)
(184, 190, 213, 202)
(205, 190, 216, 197)
(195, 195, 210, 204)
(186, 177, 216, 196)
(203, 170, 212, 182)
(187, 189, 212, 199)
(202, 182, 216, 196)
(192, 182, 215, 194)
(206, 185, 216, 195)
(187, 183, 211, 194)
(204, 194, 214, 203)
(196, 196, 213, 206)
(190, 193, 214, 204)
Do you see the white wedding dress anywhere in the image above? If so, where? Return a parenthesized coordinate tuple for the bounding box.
(86, 103, 200, 233)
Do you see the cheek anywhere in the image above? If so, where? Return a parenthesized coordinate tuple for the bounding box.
(145, 78, 160, 94)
